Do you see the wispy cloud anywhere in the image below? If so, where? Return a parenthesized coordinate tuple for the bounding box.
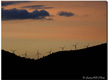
(58, 11, 74, 17)
(2, 1, 29, 6)
(22, 5, 53, 9)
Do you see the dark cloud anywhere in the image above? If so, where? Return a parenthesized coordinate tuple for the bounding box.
(2, 1, 29, 6)
(2, 8, 50, 20)
(22, 5, 53, 9)
(58, 11, 74, 17)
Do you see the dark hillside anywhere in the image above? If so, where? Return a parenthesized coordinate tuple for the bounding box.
(2, 43, 107, 79)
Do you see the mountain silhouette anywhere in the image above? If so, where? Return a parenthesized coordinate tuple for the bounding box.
(2, 43, 107, 79)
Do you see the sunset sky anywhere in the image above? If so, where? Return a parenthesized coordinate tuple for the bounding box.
(2, 1, 107, 59)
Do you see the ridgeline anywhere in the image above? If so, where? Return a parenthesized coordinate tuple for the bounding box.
(2, 43, 107, 79)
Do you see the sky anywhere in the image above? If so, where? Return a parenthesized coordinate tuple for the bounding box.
(2, 1, 107, 59)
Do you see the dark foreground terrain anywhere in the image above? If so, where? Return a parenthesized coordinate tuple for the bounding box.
(2, 43, 107, 80)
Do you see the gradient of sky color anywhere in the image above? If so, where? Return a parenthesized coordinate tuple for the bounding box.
(2, 1, 107, 59)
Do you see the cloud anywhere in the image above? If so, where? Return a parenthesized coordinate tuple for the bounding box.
(2, 1, 29, 6)
(58, 11, 74, 17)
(22, 5, 53, 9)
(2, 8, 50, 20)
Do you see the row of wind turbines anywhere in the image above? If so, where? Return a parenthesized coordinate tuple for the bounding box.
(60, 43, 89, 50)
(10, 43, 90, 60)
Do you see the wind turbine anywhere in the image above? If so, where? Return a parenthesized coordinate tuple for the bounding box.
(36, 50, 41, 59)
(60, 46, 65, 51)
(10, 49, 17, 54)
(23, 51, 28, 58)
(47, 49, 52, 55)
(84, 43, 90, 48)
(72, 43, 78, 50)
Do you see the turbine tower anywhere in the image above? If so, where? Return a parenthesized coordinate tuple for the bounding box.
(47, 49, 52, 55)
(23, 51, 28, 58)
(60, 46, 65, 51)
(36, 50, 41, 59)
(85, 43, 90, 48)
(72, 43, 78, 50)
(10, 49, 17, 54)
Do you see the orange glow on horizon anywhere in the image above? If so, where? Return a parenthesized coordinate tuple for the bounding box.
(2, 1, 107, 58)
